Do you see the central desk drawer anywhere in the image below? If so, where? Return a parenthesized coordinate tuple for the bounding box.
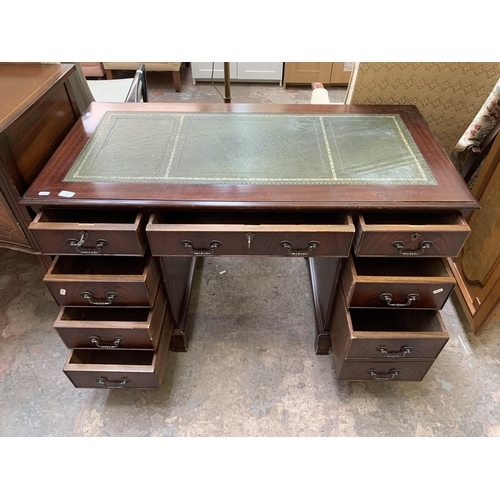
(63, 311, 172, 390)
(341, 253, 456, 309)
(44, 252, 160, 307)
(354, 212, 470, 257)
(53, 284, 166, 349)
(146, 211, 355, 257)
(29, 209, 147, 256)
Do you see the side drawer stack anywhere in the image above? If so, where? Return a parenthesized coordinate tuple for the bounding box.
(29, 209, 172, 390)
(330, 211, 470, 382)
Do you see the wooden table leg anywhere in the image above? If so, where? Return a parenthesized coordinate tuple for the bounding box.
(159, 256, 196, 351)
(172, 71, 181, 92)
(307, 257, 343, 354)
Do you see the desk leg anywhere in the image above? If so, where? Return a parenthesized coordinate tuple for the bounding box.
(159, 256, 196, 352)
(307, 257, 342, 355)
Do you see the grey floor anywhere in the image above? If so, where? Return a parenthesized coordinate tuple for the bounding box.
(1, 65, 499, 438)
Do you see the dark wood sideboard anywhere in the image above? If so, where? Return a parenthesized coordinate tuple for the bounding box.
(20, 102, 479, 389)
(0, 63, 80, 260)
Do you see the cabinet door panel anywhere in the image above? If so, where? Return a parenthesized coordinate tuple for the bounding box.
(191, 62, 238, 81)
(237, 62, 283, 82)
(284, 63, 333, 85)
(0, 190, 30, 250)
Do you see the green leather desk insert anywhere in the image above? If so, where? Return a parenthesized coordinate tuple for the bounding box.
(64, 111, 437, 185)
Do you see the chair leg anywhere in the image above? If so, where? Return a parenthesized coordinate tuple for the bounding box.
(105, 69, 113, 79)
(173, 71, 181, 92)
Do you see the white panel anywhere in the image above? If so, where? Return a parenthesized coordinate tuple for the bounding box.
(237, 62, 283, 82)
(191, 62, 238, 83)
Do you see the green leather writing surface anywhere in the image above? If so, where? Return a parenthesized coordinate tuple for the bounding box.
(64, 112, 437, 185)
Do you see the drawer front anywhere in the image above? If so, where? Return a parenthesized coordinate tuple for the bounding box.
(335, 360, 434, 381)
(341, 254, 455, 309)
(29, 209, 147, 256)
(54, 284, 166, 349)
(44, 253, 160, 307)
(330, 288, 449, 363)
(146, 213, 355, 257)
(354, 212, 470, 257)
(63, 311, 172, 389)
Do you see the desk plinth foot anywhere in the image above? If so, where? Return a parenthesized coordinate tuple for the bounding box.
(307, 256, 342, 356)
(315, 332, 332, 355)
(169, 329, 189, 352)
(159, 256, 196, 353)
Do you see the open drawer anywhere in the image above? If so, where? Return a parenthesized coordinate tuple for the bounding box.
(29, 209, 148, 255)
(63, 311, 172, 389)
(341, 253, 456, 309)
(54, 284, 166, 350)
(146, 210, 355, 257)
(44, 251, 160, 307)
(331, 288, 449, 362)
(353, 212, 470, 257)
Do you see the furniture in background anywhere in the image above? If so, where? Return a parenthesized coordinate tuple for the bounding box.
(0, 63, 80, 258)
(80, 62, 106, 78)
(283, 63, 353, 89)
(85, 64, 148, 102)
(310, 81, 332, 104)
(22, 102, 477, 388)
(191, 62, 284, 85)
(103, 62, 182, 92)
(450, 130, 500, 335)
(451, 77, 500, 185)
(345, 62, 500, 154)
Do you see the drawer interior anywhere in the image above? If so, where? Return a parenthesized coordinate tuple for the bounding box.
(37, 209, 138, 224)
(361, 212, 463, 226)
(68, 349, 154, 365)
(152, 210, 348, 226)
(350, 309, 443, 332)
(351, 256, 450, 277)
(60, 308, 150, 322)
(50, 254, 148, 275)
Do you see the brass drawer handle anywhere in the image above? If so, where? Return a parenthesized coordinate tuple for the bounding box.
(376, 345, 413, 358)
(380, 292, 420, 307)
(67, 231, 108, 254)
(89, 336, 124, 349)
(391, 240, 433, 256)
(96, 376, 130, 388)
(280, 240, 320, 256)
(81, 291, 119, 305)
(181, 240, 221, 255)
(367, 369, 401, 380)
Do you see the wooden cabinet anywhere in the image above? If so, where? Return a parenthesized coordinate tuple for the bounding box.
(0, 63, 80, 255)
(283, 62, 353, 88)
(191, 62, 283, 84)
(450, 132, 500, 335)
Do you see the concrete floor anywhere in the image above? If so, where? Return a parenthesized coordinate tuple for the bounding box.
(1, 65, 499, 437)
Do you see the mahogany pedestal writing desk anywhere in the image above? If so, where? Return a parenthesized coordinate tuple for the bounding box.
(21, 102, 479, 388)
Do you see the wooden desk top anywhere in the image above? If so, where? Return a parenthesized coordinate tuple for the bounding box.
(0, 63, 75, 136)
(22, 102, 479, 212)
